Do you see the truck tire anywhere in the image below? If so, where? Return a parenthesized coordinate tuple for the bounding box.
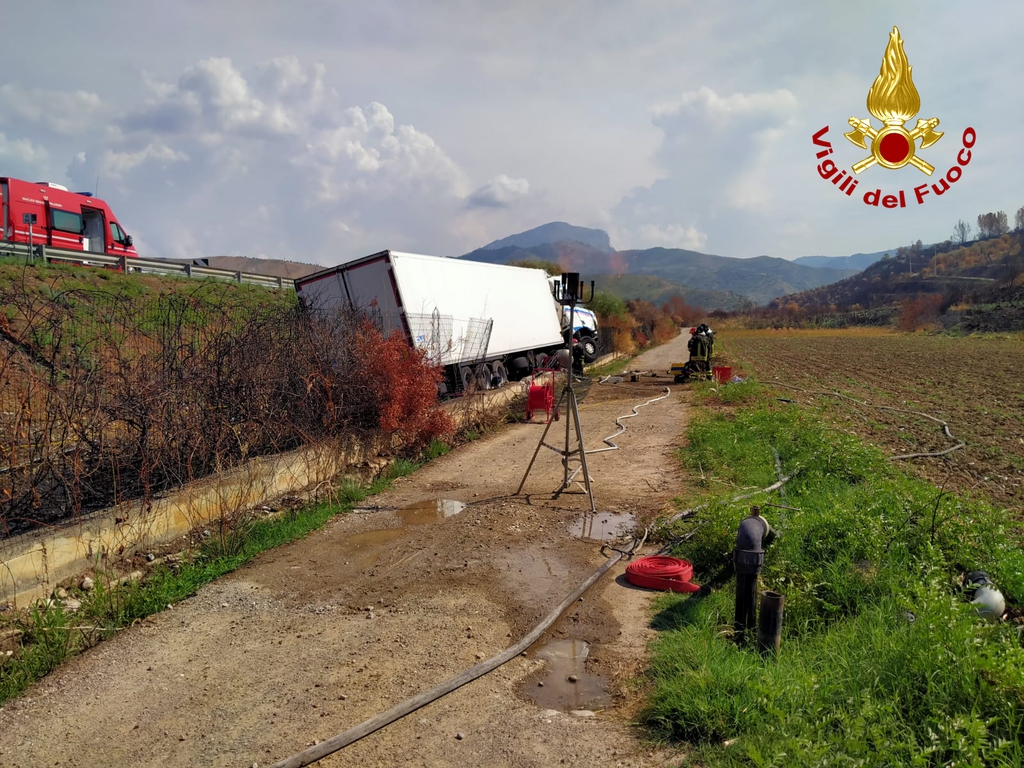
(508, 357, 530, 380)
(578, 334, 599, 363)
(475, 363, 492, 390)
(491, 361, 509, 388)
(460, 366, 475, 392)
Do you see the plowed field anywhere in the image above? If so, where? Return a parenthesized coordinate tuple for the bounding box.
(717, 329, 1024, 516)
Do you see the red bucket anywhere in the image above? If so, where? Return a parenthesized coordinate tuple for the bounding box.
(712, 366, 732, 383)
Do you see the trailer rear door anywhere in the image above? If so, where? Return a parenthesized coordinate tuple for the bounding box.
(340, 255, 406, 338)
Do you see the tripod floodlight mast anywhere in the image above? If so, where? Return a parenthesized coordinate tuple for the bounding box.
(516, 272, 597, 512)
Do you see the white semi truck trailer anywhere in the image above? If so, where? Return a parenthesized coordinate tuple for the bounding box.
(294, 250, 593, 394)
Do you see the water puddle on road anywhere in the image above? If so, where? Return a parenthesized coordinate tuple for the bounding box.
(396, 499, 467, 526)
(568, 511, 635, 541)
(525, 639, 611, 712)
(336, 500, 465, 567)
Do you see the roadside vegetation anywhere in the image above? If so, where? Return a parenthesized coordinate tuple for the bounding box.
(0, 449, 451, 705)
(646, 380, 1024, 766)
(0, 263, 453, 537)
(727, 225, 1024, 334)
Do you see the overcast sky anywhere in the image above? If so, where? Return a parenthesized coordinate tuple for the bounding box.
(2, 1, 1021, 264)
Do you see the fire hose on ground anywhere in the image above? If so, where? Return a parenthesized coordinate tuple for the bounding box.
(587, 381, 671, 456)
(268, 444, 798, 765)
(268, 549, 627, 768)
(768, 381, 965, 460)
(269, 385, 673, 766)
(273, 371, 937, 766)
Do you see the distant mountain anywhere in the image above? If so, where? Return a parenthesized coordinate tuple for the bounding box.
(480, 222, 613, 253)
(793, 249, 894, 271)
(461, 242, 855, 307)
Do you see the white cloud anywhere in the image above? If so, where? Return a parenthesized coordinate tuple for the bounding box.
(612, 223, 708, 251)
(121, 57, 296, 139)
(95, 141, 190, 177)
(0, 132, 50, 166)
(651, 86, 798, 122)
(611, 85, 804, 256)
(0, 85, 103, 136)
(59, 57, 484, 261)
(466, 174, 530, 208)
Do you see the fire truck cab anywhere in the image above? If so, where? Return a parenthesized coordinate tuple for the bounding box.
(0, 177, 137, 258)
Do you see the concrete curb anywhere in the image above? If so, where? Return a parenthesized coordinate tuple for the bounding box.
(0, 381, 531, 609)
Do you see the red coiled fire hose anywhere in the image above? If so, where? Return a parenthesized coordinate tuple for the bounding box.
(625, 556, 702, 593)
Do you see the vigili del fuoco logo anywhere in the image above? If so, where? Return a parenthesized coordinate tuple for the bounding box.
(812, 26, 975, 209)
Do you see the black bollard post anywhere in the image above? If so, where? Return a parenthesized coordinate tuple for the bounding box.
(756, 591, 784, 657)
(732, 506, 770, 644)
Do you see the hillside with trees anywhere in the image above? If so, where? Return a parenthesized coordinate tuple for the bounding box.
(759, 208, 1024, 331)
(463, 239, 854, 307)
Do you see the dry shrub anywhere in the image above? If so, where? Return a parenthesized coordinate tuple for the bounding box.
(0, 280, 451, 537)
(601, 314, 638, 354)
(652, 314, 678, 345)
(898, 293, 944, 331)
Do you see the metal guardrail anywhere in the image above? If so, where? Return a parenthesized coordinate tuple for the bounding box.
(0, 241, 294, 291)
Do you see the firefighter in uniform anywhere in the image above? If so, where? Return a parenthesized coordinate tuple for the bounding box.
(676, 324, 714, 383)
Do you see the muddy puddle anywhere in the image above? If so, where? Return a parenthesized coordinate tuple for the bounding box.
(397, 498, 467, 525)
(335, 500, 466, 567)
(524, 639, 611, 712)
(568, 511, 635, 541)
(333, 528, 407, 568)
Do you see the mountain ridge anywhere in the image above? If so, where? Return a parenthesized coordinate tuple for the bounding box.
(461, 240, 855, 307)
(480, 222, 613, 253)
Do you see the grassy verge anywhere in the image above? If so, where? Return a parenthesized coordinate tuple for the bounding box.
(646, 383, 1024, 766)
(586, 355, 633, 378)
(0, 458, 421, 705)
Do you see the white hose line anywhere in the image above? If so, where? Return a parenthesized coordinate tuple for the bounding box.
(585, 386, 671, 456)
(769, 381, 965, 461)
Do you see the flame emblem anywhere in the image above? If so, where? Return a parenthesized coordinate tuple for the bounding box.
(844, 27, 943, 175)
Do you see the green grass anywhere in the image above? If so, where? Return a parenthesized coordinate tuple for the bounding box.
(586, 355, 633, 377)
(422, 439, 451, 460)
(691, 376, 765, 406)
(0, 458, 422, 705)
(647, 393, 1024, 766)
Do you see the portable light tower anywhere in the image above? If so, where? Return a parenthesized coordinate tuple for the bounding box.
(516, 272, 597, 511)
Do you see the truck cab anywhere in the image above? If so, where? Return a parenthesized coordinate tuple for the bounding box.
(0, 177, 137, 260)
(548, 275, 601, 362)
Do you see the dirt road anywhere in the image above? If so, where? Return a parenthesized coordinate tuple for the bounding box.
(0, 334, 694, 768)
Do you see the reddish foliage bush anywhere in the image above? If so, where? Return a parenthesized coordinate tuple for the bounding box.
(898, 293, 944, 331)
(350, 322, 454, 449)
(662, 295, 706, 327)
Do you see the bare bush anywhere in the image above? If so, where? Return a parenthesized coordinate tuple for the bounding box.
(0, 276, 449, 537)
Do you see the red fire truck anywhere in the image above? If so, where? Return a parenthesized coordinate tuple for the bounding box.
(0, 177, 137, 258)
